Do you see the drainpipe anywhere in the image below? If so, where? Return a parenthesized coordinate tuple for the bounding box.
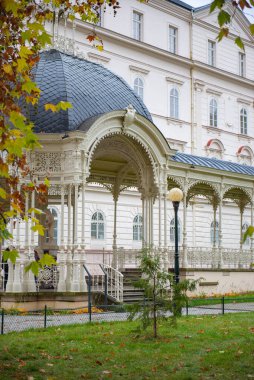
(190, 9, 195, 154)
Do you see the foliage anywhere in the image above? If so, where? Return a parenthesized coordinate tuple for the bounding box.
(1, 314, 254, 379)
(0, 0, 122, 274)
(210, 0, 254, 49)
(128, 249, 197, 338)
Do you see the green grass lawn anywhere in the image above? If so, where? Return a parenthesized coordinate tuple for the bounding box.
(1, 313, 254, 379)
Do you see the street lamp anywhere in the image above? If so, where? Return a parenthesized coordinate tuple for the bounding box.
(167, 187, 183, 284)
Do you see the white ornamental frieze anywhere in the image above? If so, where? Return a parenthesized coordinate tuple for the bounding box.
(33, 152, 62, 173)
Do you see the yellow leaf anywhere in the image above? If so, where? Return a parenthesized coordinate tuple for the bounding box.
(96, 45, 104, 52)
(3, 64, 13, 75)
(0, 188, 7, 200)
(45, 104, 57, 112)
(19, 46, 33, 59)
(17, 58, 28, 72)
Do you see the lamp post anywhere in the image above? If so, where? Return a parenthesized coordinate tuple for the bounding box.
(167, 188, 183, 284)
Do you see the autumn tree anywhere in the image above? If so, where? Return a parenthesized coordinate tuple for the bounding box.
(0, 0, 121, 271)
(210, 0, 254, 48)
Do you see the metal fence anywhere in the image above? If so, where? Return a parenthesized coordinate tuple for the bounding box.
(1, 297, 254, 334)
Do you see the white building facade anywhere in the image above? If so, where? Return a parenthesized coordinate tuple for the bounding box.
(3, 0, 254, 299)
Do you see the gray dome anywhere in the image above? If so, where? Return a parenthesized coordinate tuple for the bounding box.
(29, 49, 152, 133)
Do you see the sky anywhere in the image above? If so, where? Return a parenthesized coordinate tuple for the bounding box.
(184, 0, 254, 22)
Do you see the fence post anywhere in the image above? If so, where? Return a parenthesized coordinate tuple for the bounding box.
(1, 309, 4, 335)
(222, 296, 225, 315)
(186, 300, 189, 316)
(44, 305, 47, 328)
(83, 265, 92, 322)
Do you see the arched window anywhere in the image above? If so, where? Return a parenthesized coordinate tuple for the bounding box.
(209, 98, 217, 127)
(242, 222, 250, 246)
(170, 88, 179, 119)
(134, 77, 144, 100)
(237, 146, 253, 166)
(210, 221, 219, 245)
(91, 211, 105, 240)
(170, 218, 181, 243)
(240, 108, 248, 135)
(46, 207, 58, 244)
(133, 215, 143, 241)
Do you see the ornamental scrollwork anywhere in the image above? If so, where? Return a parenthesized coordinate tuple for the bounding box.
(33, 152, 62, 173)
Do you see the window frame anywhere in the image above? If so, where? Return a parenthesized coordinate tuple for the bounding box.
(133, 77, 144, 100)
(133, 214, 143, 241)
(132, 10, 143, 41)
(208, 40, 216, 67)
(168, 25, 177, 54)
(240, 108, 248, 135)
(209, 98, 218, 127)
(170, 87, 179, 119)
(91, 211, 105, 240)
(239, 52, 246, 77)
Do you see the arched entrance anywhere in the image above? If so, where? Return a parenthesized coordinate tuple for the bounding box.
(83, 108, 172, 267)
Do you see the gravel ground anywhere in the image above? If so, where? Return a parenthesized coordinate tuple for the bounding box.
(1, 303, 254, 334)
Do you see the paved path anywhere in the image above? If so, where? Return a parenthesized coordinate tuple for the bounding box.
(2, 302, 254, 334)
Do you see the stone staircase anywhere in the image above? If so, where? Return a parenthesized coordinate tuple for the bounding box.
(121, 268, 144, 304)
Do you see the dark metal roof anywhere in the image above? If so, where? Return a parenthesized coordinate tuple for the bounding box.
(172, 152, 254, 176)
(28, 49, 152, 133)
(168, 0, 193, 10)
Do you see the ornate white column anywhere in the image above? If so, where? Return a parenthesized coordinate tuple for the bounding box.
(163, 193, 167, 248)
(24, 192, 36, 292)
(73, 183, 79, 247)
(142, 194, 147, 248)
(182, 192, 188, 268)
(218, 198, 223, 268)
(80, 181, 87, 292)
(57, 184, 66, 292)
(13, 184, 22, 292)
(251, 202, 254, 264)
(66, 184, 72, 291)
(71, 183, 80, 292)
(239, 205, 244, 268)
(112, 194, 118, 269)
(158, 192, 162, 248)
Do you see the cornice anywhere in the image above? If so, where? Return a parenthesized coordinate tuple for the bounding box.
(203, 125, 254, 143)
(129, 65, 150, 75)
(206, 88, 222, 97)
(87, 52, 111, 63)
(237, 97, 252, 106)
(166, 76, 184, 86)
(74, 20, 254, 89)
(193, 61, 254, 89)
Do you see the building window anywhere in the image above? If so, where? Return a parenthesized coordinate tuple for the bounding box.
(133, 11, 142, 41)
(239, 53, 246, 77)
(170, 88, 179, 119)
(91, 211, 105, 240)
(133, 215, 143, 241)
(134, 77, 144, 100)
(240, 108, 248, 135)
(242, 223, 250, 246)
(209, 98, 218, 127)
(208, 40, 216, 66)
(170, 218, 181, 243)
(46, 207, 58, 244)
(169, 26, 177, 54)
(210, 221, 219, 246)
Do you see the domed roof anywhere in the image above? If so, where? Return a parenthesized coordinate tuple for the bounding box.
(29, 49, 152, 133)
